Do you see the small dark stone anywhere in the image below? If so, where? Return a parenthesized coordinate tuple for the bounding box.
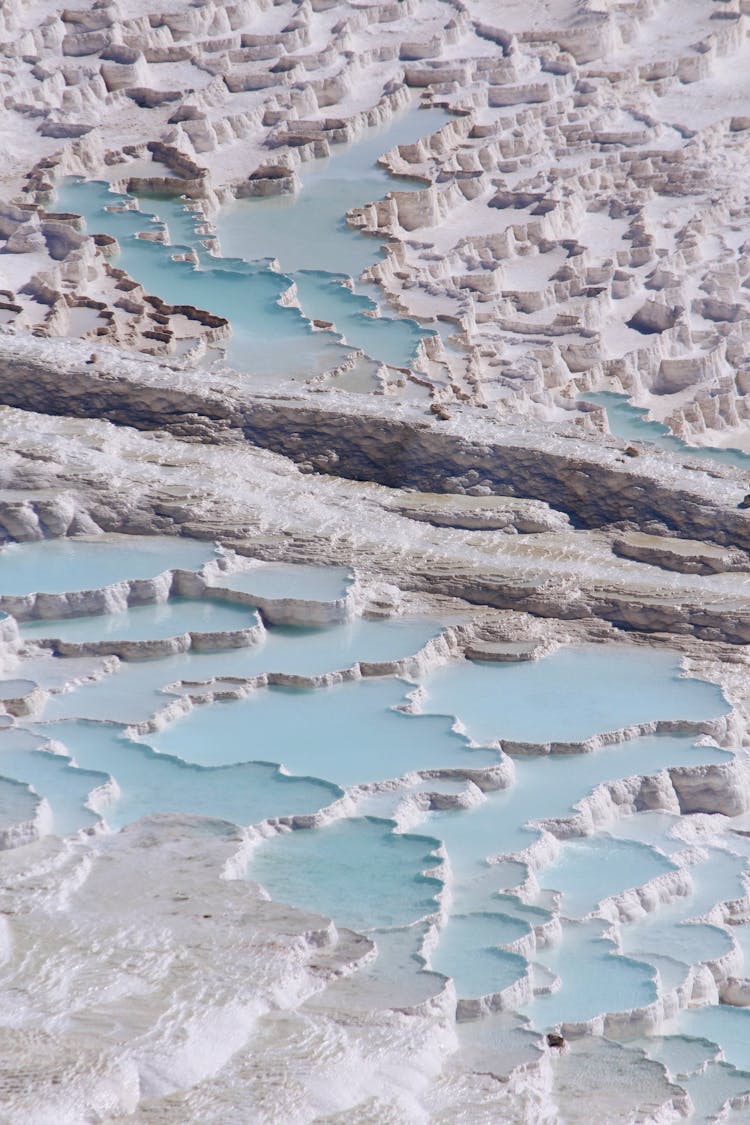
(739, 494, 750, 509)
(624, 445, 640, 457)
(430, 402, 451, 421)
(546, 1032, 565, 1049)
(86, 353, 98, 365)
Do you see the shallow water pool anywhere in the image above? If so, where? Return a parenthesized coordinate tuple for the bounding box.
(38, 720, 342, 833)
(248, 816, 443, 932)
(212, 562, 352, 602)
(428, 911, 529, 998)
(0, 536, 214, 596)
(55, 105, 450, 378)
(147, 675, 497, 785)
(19, 598, 259, 645)
(40, 616, 443, 724)
(419, 645, 727, 745)
(581, 392, 750, 470)
(541, 836, 677, 918)
(526, 919, 658, 1026)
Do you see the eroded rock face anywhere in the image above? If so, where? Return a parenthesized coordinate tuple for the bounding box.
(613, 532, 750, 576)
(1, 340, 750, 647)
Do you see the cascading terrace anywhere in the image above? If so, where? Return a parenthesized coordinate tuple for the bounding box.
(0, 537, 748, 1119)
(4, 0, 750, 1118)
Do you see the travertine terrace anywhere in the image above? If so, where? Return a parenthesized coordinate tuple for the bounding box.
(3, 0, 750, 1121)
(3, 0, 750, 445)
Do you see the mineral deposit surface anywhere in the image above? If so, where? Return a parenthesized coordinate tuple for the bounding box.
(3, 0, 750, 1121)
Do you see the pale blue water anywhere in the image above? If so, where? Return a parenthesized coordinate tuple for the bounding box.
(428, 912, 529, 998)
(608, 810, 691, 856)
(292, 271, 427, 369)
(638, 1033, 750, 1122)
(420, 646, 727, 744)
(1, 533, 746, 1063)
(0, 536, 215, 595)
(682, 1061, 750, 1123)
(41, 616, 442, 724)
(0, 728, 104, 835)
(427, 736, 729, 895)
(146, 676, 498, 785)
(19, 598, 259, 645)
(37, 720, 342, 832)
(639, 1033, 720, 1078)
(542, 836, 677, 918)
(633, 916, 735, 975)
(213, 563, 352, 602)
(52, 178, 350, 379)
(621, 847, 746, 970)
(139, 194, 204, 250)
(647, 954, 691, 993)
(54, 106, 449, 377)
(217, 107, 450, 276)
(0, 771, 44, 831)
(526, 919, 658, 1026)
(581, 392, 750, 471)
(678, 1006, 750, 1073)
(418, 737, 732, 1024)
(0, 679, 36, 699)
(248, 816, 442, 932)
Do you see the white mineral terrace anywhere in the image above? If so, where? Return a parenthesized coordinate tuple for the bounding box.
(4, 0, 750, 1122)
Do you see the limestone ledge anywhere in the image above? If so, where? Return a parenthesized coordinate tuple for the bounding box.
(37, 621, 264, 662)
(180, 560, 357, 626)
(3, 339, 750, 645)
(0, 568, 176, 623)
(0, 560, 354, 629)
(0, 334, 745, 544)
(121, 623, 471, 736)
(455, 968, 534, 1023)
(0, 336, 749, 547)
(613, 533, 750, 577)
(494, 714, 735, 760)
(720, 977, 750, 1007)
